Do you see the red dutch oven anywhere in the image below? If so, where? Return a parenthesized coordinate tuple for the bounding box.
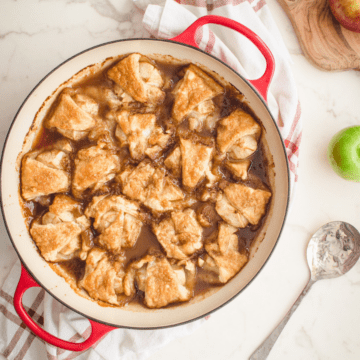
(0, 16, 290, 352)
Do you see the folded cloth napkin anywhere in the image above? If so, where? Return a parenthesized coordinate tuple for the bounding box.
(0, 1, 301, 360)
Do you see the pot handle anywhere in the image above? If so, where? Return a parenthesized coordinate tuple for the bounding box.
(170, 15, 275, 103)
(13, 264, 116, 352)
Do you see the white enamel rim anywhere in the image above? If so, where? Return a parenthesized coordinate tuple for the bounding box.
(0, 38, 290, 329)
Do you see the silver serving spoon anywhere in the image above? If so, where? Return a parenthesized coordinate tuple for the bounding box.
(250, 221, 360, 360)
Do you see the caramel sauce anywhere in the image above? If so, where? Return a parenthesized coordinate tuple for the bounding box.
(123, 226, 162, 267)
(59, 257, 86, 281)
(21, 55, 271, 307)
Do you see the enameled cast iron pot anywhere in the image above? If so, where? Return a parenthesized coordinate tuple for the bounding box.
(0, 16, 290, 352)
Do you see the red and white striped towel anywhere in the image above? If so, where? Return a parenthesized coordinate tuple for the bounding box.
(0, 1, 301, 359)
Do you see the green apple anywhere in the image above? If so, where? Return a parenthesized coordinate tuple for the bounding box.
(328, 126, 360, 181)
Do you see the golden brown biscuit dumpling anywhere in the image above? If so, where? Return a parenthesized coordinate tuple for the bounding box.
(107, 53, 164, 104)
(85, 195, 142, 254)
(30, 195, 90, 262)
(217, 109, 261, 159)
(225, 160, 251, 180)
(72, 143, 120, 198)
(215, 183, 271, 227)
(172, 64, 223, 124)
(201, 223, 248, 284)
(79, 248, 128, 306)
(124, 254, 195, 308)
(224, 183, 271, 225)
(180, 137, 214, 189)
(118, 161, 194, 214)
(46, 91, 98, 141)
(152, 209, 203, 260)
(215, 192, 249, 228)
(21, 140, 72, 201)
(114, 110, 171, 160)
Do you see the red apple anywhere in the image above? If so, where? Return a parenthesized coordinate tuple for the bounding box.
(329, 0, 360, 33)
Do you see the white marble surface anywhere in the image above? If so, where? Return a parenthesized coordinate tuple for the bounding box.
(1, 0, 360, 359)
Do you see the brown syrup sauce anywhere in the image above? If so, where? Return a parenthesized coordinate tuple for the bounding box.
(21, 55, 271, 307)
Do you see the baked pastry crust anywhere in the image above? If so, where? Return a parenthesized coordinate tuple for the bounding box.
(145, 126, 173, 160)
(46, 92, 97, 140)
(164, 146, 181, 177)
(88, 117, 118, 149)
(79, 248, 127, 305)
(152, 209, 203, 260)
(217, 109, 261, 158)
(124, 254, 195, 308)
(225, 160, 251, 180)
(188, 99, 217, 132)
(72, 143, 120, 198)
(180, 137, 213, 188)
(115, 110, 171, 160)
(21, 142, 71, 201)
(30, 195, 90, 262)
(80, 85, 123, 110)
(45, 194, 85, 222)
(144, 168, 185, 212)
(107, 53, 164, 104)
(172, 64, 223, 123)
(223, 183, 271, 225)
(31, 222, 82, 262)
(85, 195, 142, 253)
(229, 134, 258, 160)
(119, 161, 194, 213)
(202, 222, 248, 283)
(215, 192, 249, 228)
(118, 161, 155, 203)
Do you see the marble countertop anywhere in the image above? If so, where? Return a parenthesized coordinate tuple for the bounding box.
(1, 1, 360, 359)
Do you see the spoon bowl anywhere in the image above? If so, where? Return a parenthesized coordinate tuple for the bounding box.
(307, 221, 360, 281)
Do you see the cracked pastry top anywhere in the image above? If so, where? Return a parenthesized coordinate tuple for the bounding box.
(20, 53, 272, 309)
(172, 64, 223, 125)
(107, 53, 165, 104)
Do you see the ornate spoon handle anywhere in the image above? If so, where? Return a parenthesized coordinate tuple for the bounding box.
(249, 278, 315, 360)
